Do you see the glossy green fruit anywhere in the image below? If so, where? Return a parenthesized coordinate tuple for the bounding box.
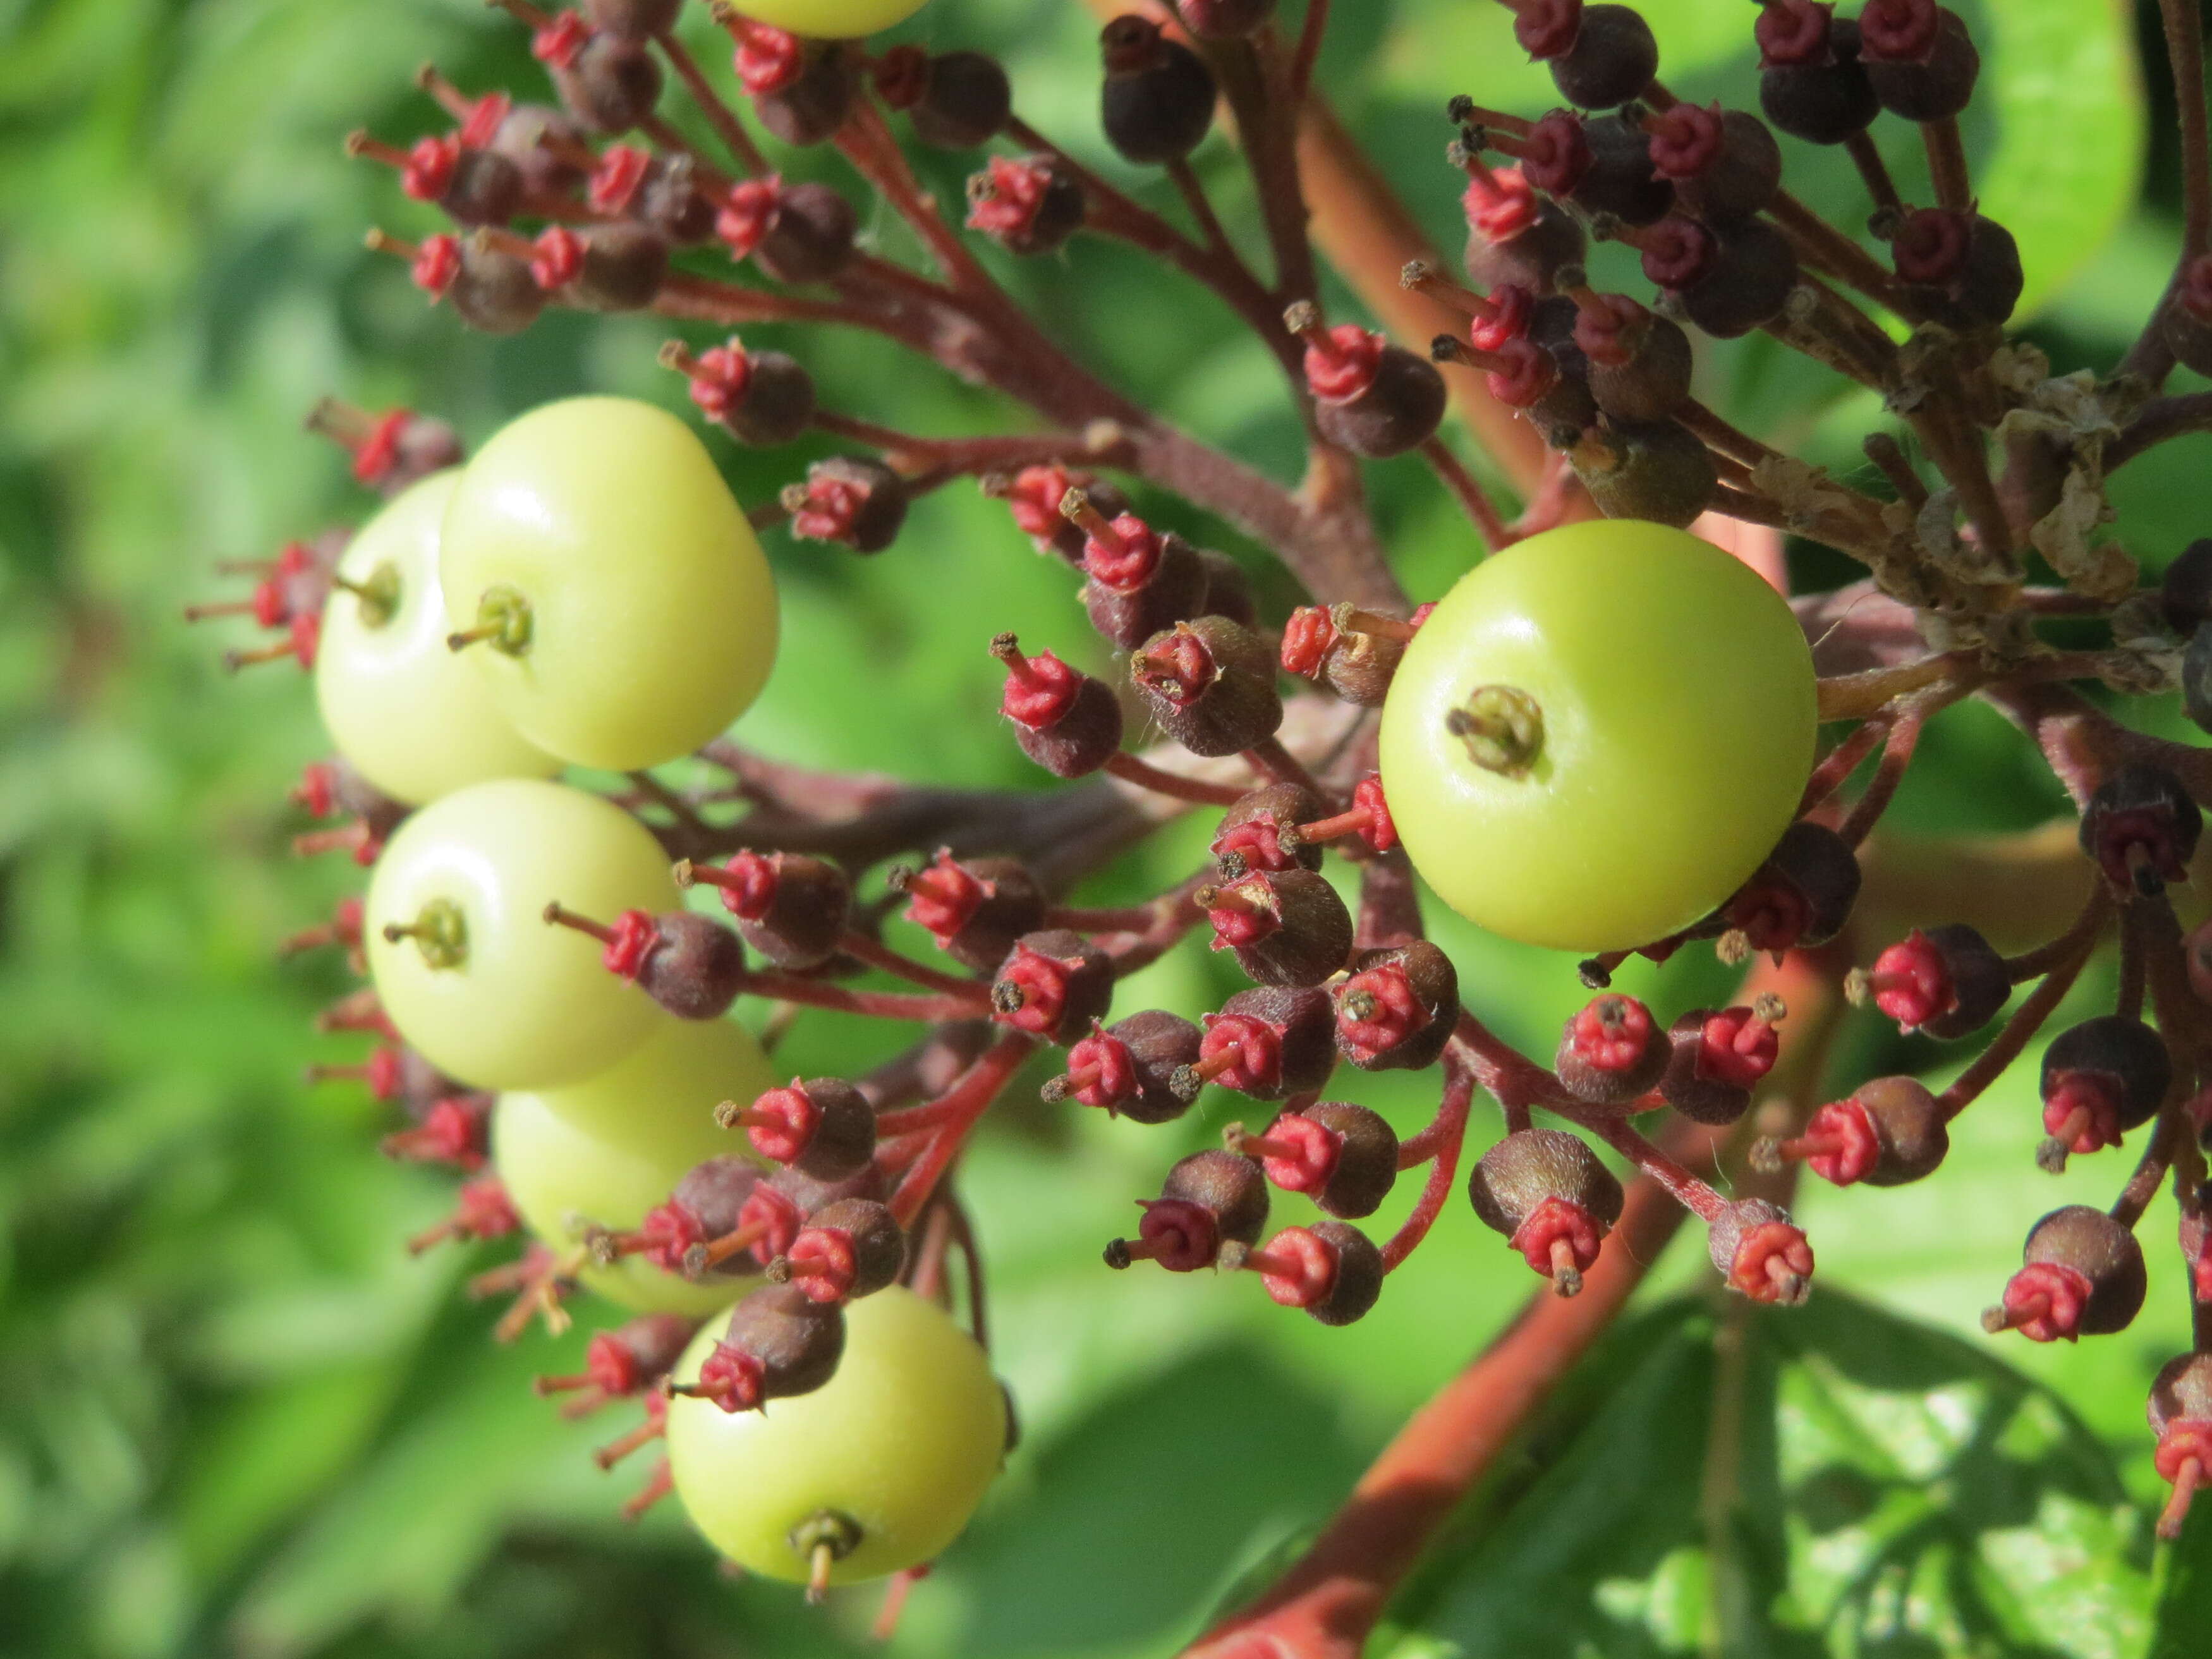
(734, 0, 931, 37)
(1379, 520, 1815, 952)
(365, 778, 678, 1088)
(440, 397, 778, 772)
(665, 1285, 1005, 1586)
(315, 470, 559, 805)
(494, 1016, 774, 1315)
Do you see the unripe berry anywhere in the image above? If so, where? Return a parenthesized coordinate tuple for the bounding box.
(1064, 496, 1210, 650)
(448, 234, 545, 334)
(1758, 1076, 1947, 1188)
(1658, 1002, 1782, 1126)
(1706, 1198, 1814, 1305)
(1131, 616, 1284, 757)
(753, 42, 858, 147)
(1859, 1, 1979, 122)
(2038, 1016, 2172, 1169)
(990, 928, 1115, 1044)
(1213, 783, 1327, 877)
(1174, 985, 1338, 1103)
(1527, 3, 1657, 110)
(1104, 1148, 1269, 1270)
(1042, 1009, 1203, 1124)
(994, 634, 1123, 779)
(992, 468, 1131, 565)
(1567, 113, 1673, 228)
(1246, 1221, 1384, 1325)
(1556, 993, 1667, 1105)
(967, 154, 1085, 257)
(777, 1198, 905, 1303)
(1231, 1101, 1399, 1219)
(724, 1079, 877, 1182)
(536, 1311, 696, 1404)
(1467, 1128, 1624, 1297)
(542, 902, 748, 1020)
(719, 179, 860, 284)
(1567, 418, 1716, 527)
(1335, 941, 1458, 1071)
(1726, 820, 1862, 953)
(786, 456, 908, 552)
(680, 1282, 846, 1413)
(1461, 162, 1586, 295)
(1653, 104, 1781, 223)
(547, 222, 671, 313)
(673, 337, 819, 448)
(1859, 923, 2007, 1038)
(894, 852, 1046, 971)
(568, 32, 664, 133)
(1199, 866, 1355, 988)
(679, 850, 851, 971)
(1574, 293, 1692, 424)
(614, 1154, 768, 1278)
(1099, 15, 1215, 166)
(1288, 304, 1448, 459)
(883, 49, 1011, 149)
(1278, 604, 1410, 708)
(1892, 208, 2022, 329)
(1757, 6, 1877, 145)
(1672, 219, 1799, 339)
(2078, 764, 2201, 897)
(1983, 1206, 2146, 1341)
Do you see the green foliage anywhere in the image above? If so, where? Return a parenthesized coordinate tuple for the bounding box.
(0, 1, 2191, 1656)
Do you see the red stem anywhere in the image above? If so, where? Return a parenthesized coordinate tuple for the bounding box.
(1381, 1055, 1474, 1270)
(889, 1033, 1038, 1227)
(732, 969, 989, 1023)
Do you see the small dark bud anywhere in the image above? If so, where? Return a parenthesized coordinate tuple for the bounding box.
(753, 42, 858, 148)
(1251, 1221, 1384, 1325)
(1555, 994, 1667, 1106)
(2079, 764, 2201, 897)
(1201, 866, 1355, 988)
(1335, 941, 1458, 1071)
(1658, 1003, 1781, 1125)
(1099, 15, 1216, 166)
(894, 852, 1047, 973)
(1105, 1148, 1269, 1271)
(1130, 616, 1284, 757)
(1175, 985, 1338, 1102)
(1983, 1205, 2146, 1341)
(991, 928, 1115, 1045)
(1706, 1197, 1814, 1305)
(1048, 1009, 1203, 1124)
(786, 456, 908, 553)
(1567, 418, 1716, 527)
(1727, 820, 1862, 953)
(1567, 112, 1673, 228)
(1236, 1101, 1399, 1219)
(2038, 1016, 2172, 1165)
(683, 1283, 845, 1413)
(780, 1198, 905, 1304)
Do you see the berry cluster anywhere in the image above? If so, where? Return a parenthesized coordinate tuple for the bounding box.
(198, 0, 2212, 1637)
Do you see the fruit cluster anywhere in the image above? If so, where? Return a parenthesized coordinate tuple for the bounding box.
(198, 0, 2212, 1636)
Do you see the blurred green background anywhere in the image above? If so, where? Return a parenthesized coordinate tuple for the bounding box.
(5, 0, 2212, 1654)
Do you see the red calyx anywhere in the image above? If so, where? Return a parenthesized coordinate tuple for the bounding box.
(1060, 1024, 1139, 1109)
(1893, 208, 1971, 286)
(1213, 814, 1299, 875)
(293, 762, 339, 820)
(1279, 606, 1336, 679)
(350, 410, 413, 487)
(1349, 774, 1397, 853)
(744, 1083, 823, 1165)
(966, 155, 1057, 240)
(716, 177, 782, 260)
(1754, 0, 1832, 68)
(872, 43, 928, 108)
(997, 641, 1082, 729)
(992, 939, 1085, 1036)
(1301, 324, 1385, 404)
(411, 233, 462, 296)
(2156, 1421, 2212, 1533)
(1080, 512, 1165, 592)
(458, 1177, 520, 1236)
(589, 145, 652, 216)
(684, 339, 755, 421)
(1639, 217, 1718, 291)
(380, 1096, 489, 1169)
(902, 851, 990, 940)
(1566, 994, 1657, 1074)
(1859, 0, 1940, 61)
(399, 134, 460, 202)
(1729, 1218, 1815, 1303)
(784, 1225, 859, 1303)
(584, 1329, 651, 1396)
(1004, 465, 1080, 539)
(1462, 162, 1540, 243)
(600, 910, 658, 979)
(1336, 961, 1430, 1064)
(1798, 1097, 1882, 1186)
(1482, 337, 1558, 409)
(1520, 109, 1591, 198)
(1246, 1114, 1342, 1198)
(1203, 876, 1282, 951)
(1648, 101, 1725, 179)
(691, 1342, 769, 1413)
(1131, 628, 1216, 707)
(790, 470, 874, 543)
(1127, 1198, 1220, 1271)
(532, 11, 591, 71)
(2089, 805, 2195, 893)
(2041, 1074, 2126, 1157)
(1251, 1227, 1339, 1310)
(1695, 1006, 1780, 1090)
(1868, 930, 1952, 1031)
(1995, 1260, 2094, 1342)
(1509, 1194, 1605, 1284)
(729, 18, 803, 95)
(459, 91, 511, 150)
(1514, 0, 1581, 59)
(633, 1199, 710, 1272)
(1571, 293, 1647, 370)
(362, 1045, 403, 1100)
(739, 1184, 805, 1264)
(1194, 1011, 1284, 1095)
(703, 849, 778, 921)
(1469, 283, 1533, 354)
(530, 224, 585, 290)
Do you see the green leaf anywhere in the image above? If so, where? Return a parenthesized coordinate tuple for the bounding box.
(1397, 1294, 2154, 1659)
